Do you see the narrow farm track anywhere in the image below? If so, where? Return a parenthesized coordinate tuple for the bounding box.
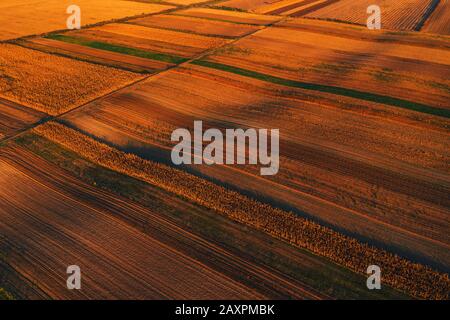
(0, 146, 329, 299)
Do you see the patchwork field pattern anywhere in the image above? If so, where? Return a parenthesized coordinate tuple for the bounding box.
(306, 0, 437, 31)
(0, 98, 46, 138)
(0, 44, 142, 115)
(32, 122, 450, 299)
(0, 0, 174, 41)
(421, 0, 450, 35)
(173, 7, 282, 25)
(1, 2, 449, 301)
(220, 0, 338, 16)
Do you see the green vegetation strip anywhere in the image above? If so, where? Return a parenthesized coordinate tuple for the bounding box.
(46, 34, 188, 64)
(192, 60, 450, 118)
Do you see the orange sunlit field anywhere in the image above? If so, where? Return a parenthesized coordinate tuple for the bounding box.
(0, 0, 449, 303)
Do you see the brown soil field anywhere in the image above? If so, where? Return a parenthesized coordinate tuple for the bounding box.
(306, 0, 435, 31)
(25, 38, 173, 73)
(128, 14, 262, 37)
(61, 64, 450, 273)
(276, 18, 450, 48)
(0, 43, 142, 115)
(204, 25, 450, 109)
(31, 121, 450, 299)
(0, 98, 46, 139)
(1, 145, 314, 299)
(174, 7, 282, 25)
(422, 0, 450, 35)
(0, 0, 174, 41)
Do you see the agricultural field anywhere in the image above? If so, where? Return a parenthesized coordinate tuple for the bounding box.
(219, 0, 281, 11)
(173, 7, 282, 25)
(0, 43, 142, 115)
(0, 98, 46, 139)
(1, 2, 449, 303)
(220, 0, 339, 16)
(306, 0, 437, 31)
(0, 131, 410, 300)
(128, 14, 262, 38)
(24, 121, 448, 299)
(18, 21, 232, 74)
(421, 0, 450, 35)
(199, 19, 450, 112)
(61, 62, 450, 272)
(0, 145, 261, 299)
(0, 0, 175, 41)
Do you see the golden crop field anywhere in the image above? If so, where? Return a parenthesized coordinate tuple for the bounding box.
(0, 44, 142, 115)
(0, 0, 174, 41)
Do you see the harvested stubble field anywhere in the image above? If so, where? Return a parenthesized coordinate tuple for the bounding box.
(1, 133, 408, 300)
(128, 14, 262, 37)
(219, 0, 282, 11)
(276, 17, 450, 47)
(22, 37, 174, 74)
(61, 64, 450, 274)
(222, 0, 339, 16)
(173, 7, 282, 25)
(0, 146, 265, 299)
(30, 121, 450, 299)
(0, 44, 142, 115)
(58, 22, 230, 59)
(2, 1, 450, 302)
(200, 21, 450, 114)
(0, 0, 174, 41)
(421, 0, 450, 35)
(306, 0, 436, 31)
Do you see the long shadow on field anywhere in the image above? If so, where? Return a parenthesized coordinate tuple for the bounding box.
(57, 119, 450, 273)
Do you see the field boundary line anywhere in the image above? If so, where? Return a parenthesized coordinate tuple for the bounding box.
(190, 59, 450, 118)
(0, 10, 289, 145)
(0, 0, 223, 44)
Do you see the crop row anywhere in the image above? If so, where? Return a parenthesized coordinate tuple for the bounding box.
(33, 121, 450, 299)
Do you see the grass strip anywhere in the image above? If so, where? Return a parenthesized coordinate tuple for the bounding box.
(46, 34, 188, 64)
(192, 60, 450, 118)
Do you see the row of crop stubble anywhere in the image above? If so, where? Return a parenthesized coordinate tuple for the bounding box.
(0, 145, 268, 299)
(31, 121, 450, 300)
(61, 63, 450, 273)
